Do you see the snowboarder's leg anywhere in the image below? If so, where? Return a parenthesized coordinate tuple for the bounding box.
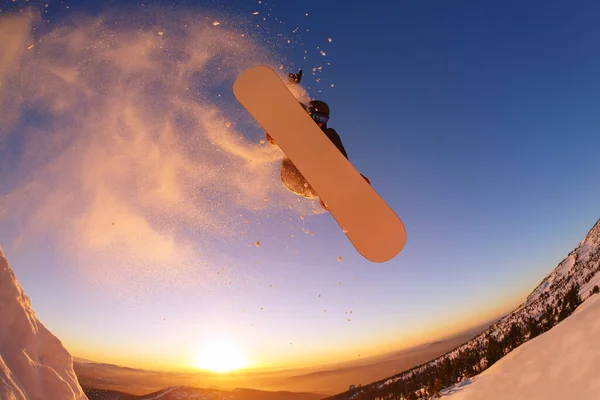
(280, 157, 318, 198)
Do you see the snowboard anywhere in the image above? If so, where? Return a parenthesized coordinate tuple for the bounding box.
(233, 65, 406, 262)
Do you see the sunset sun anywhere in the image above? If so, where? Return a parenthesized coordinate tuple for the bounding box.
(194, 338, 249, 373)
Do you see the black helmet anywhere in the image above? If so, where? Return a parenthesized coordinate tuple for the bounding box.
(308, 100, 330, 116)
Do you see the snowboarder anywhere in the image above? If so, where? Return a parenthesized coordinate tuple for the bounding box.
(266, 70, 370, 210)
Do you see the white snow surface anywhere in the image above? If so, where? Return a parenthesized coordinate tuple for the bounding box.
(440, 292, 600, 399)
(526, 219, 600, 305)
(371, 219, 600, 397)
(0, 248, 87, 400)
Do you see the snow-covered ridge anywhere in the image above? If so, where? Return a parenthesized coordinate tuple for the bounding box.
(526, 219, 600, 304)
(0, 248, 87, 400)
(441, 286, 600, 399)
(450, 217, 600, 347)
(331, 218, 600, 398)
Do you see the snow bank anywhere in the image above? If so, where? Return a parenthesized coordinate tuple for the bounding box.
(442, 293, 600, 399)
(0, 248, 87, 400)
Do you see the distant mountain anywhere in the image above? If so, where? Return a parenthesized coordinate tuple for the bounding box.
(82, 385, 324, 400)
(74, 329, 493, 396)
(83, 386, 137, 400)
(325, 218, 600, 399)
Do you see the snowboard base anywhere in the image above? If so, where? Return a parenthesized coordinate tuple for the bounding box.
(234, 66, 406, 262)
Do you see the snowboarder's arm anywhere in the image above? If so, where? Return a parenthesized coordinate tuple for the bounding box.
(323, 129, 369, 184)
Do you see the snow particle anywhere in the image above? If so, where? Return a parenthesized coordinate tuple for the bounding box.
(328, 37, 332, 42)
(255, 241, 260, 247)
(253, 11, 259, 15)
(213, 21, 221, 26)
(337, 255, 342, 262)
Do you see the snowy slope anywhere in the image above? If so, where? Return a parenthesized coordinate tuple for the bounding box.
(0, 248, 87, 400)
(440, 292, 600, 399)
(483, 218, 600, 341)
(328, 218, 600, 399)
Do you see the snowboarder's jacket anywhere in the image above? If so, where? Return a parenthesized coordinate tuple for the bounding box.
(321, 125, 348, 159)
(286, 70, 348, 159)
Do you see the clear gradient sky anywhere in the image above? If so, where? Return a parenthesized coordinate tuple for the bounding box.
(1, 0, 600, 373)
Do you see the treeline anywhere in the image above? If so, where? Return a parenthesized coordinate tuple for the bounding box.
(326, 284, 594, 400)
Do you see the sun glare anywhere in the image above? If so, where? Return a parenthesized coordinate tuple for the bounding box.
(194, 338, 249, 373)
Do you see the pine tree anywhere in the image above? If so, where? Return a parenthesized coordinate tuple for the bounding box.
(539, 304, 556, 332)
(527, 316, 541, 339)
(504, 323, 523, 350)
(429, 377, 444, 397)
(556, 285, 581, 322)
(485, 336, 503, 368)
(440, 357, 453, 387)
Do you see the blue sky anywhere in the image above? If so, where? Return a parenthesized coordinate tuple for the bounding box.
(1, 0, 600, 372)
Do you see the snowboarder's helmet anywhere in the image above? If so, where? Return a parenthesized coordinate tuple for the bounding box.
(308, 100, 330, 116)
